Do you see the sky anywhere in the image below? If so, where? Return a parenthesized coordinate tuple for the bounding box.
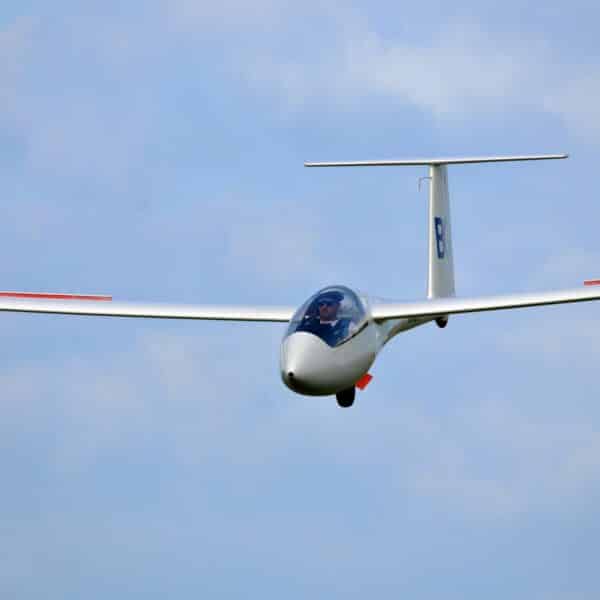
(1, 2, 600, 598)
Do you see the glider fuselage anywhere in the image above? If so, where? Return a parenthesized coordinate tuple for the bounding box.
(280, 285, 432, 396)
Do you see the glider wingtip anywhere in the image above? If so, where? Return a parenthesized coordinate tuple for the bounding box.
(0, 291, 112, 301)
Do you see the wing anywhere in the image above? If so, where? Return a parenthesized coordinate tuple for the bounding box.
(0, 292, 294, 322)
(371, 286, 600, 321)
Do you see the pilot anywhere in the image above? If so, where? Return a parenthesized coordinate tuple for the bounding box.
(298, 290, 353, 346)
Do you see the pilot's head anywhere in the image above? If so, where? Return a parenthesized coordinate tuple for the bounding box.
(317, 291, 343, 322)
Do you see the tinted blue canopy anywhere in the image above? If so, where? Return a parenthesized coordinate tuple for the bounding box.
(285, 286, 367, 347)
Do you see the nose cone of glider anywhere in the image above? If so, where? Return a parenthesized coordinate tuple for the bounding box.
(281, 332, 333, 395)
(280, 331, 374, 396)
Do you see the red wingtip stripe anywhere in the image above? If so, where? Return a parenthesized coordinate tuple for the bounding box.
(584, 280, 600, 286)
(0, 291, 112, 301)
(356, 373, 373, 391)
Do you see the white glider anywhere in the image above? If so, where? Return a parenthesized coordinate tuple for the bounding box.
(2, 153, 597, 407)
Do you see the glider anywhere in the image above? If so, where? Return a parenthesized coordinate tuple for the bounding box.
(2, 153, 598, 407)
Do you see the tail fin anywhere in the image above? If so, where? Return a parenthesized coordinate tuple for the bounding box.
(427, 165, 454, 299)
(304, 153, 568, 301)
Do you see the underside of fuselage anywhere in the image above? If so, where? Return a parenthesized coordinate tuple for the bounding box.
(281, 328, 377, 396)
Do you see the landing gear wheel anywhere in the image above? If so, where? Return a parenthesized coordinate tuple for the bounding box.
(336, 387, 355, 408)
(435, 316, 448, 329)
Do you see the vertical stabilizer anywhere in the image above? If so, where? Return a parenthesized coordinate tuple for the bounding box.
(427, 165, 455, 299)
(304, 153, 568, 302)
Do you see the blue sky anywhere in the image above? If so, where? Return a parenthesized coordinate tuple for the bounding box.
(1, 2, 600, 598)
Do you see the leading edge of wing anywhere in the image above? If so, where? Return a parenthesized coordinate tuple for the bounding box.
(371, 286, 600, 321)
(0, 298, 295, 322)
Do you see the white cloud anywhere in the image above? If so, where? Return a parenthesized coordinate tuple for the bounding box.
(0, 17, 32, 75)
(0, 141, 594, 519)
(163, 0, 288, 33)
(3, 5, 600, 176)
(0, 326, 284, 471)
(544, 74, 600, 141)
(458, 393, 600, 506)
(223, 199, 326, 285)
(0, 355, 149, 470)
(531, 247, 600, 288)
(2, 314, 600, 527)
(339, 25, 538, 116)
(0, 17, 36, 122)
(4, 7, 599, 184)
(497, 311, 600, 361)
(230, 15, 600, 140)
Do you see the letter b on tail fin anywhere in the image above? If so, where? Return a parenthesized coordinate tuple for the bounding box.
(428, 165, 455, 298)
(434, 216, 446, 259)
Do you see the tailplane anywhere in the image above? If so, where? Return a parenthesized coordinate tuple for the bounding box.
(305, 153, 568, 308)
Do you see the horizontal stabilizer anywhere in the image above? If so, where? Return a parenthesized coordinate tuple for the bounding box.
(305, 154, 568, 167)
(371, 286, 600, 321)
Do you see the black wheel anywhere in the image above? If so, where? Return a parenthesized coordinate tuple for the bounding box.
(435, 316, 448, 328)
(336, 387, 355, 408)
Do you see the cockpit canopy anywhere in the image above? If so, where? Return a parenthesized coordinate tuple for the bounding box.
(285, 286, 367, 348)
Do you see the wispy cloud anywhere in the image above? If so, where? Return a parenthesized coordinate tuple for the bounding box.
(0, 17, 36, 122)
(544, 74, 600, 141)
(4, 321, 599, 520)
(208, 13, 600, 140)
(497, 310, 600, 362)
(163, 0, 289, 33)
